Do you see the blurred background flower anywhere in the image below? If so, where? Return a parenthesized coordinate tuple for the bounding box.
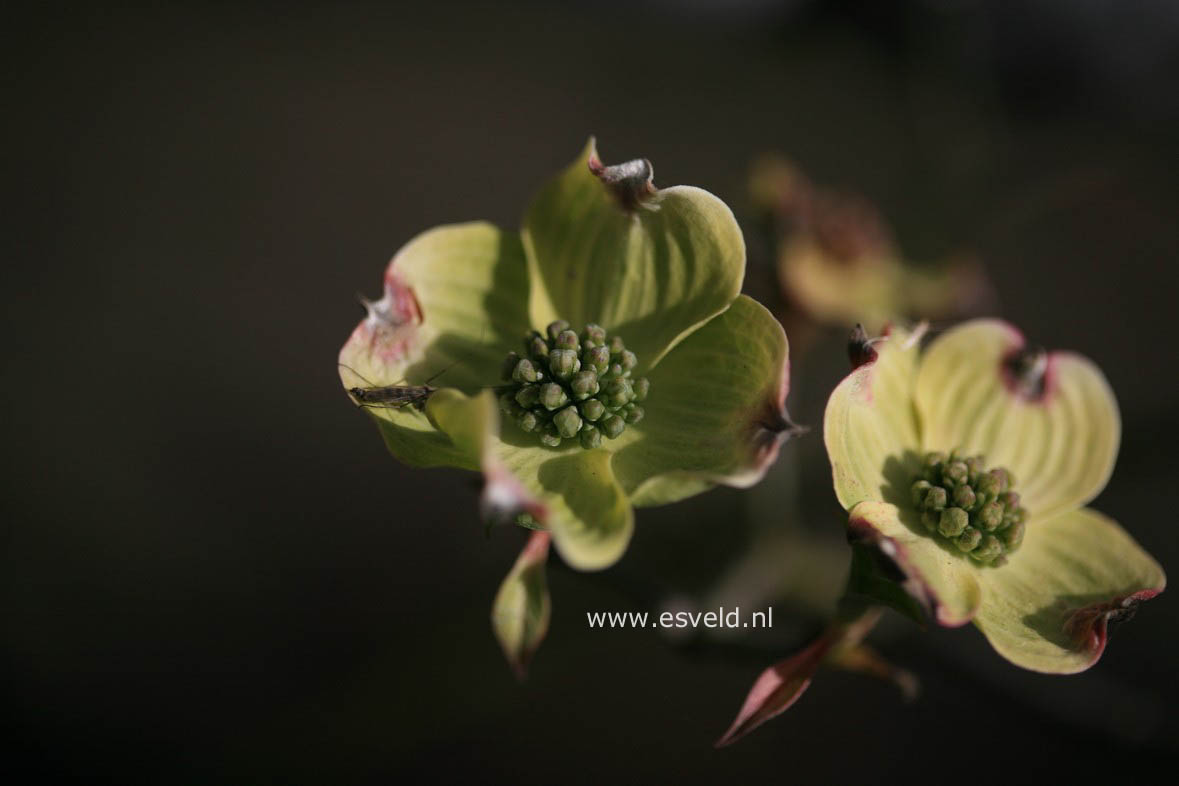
(750, 153, 994, 332)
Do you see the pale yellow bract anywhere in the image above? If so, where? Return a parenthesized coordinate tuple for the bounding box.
(339, 139, 797, 573)
(824, 320, 1164, 673)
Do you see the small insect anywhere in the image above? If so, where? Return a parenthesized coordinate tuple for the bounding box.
(350, 382, 436, 410)
(339, 362, 450, 411)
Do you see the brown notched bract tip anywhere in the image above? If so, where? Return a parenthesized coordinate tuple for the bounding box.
(1002, 344, 1050, 401)
(750, 351, 808, 457)
(748, 398, 808, 478)
(757, 404, 808, 440)
(848, 323, 879, 370)
(588, 152, 658, 212)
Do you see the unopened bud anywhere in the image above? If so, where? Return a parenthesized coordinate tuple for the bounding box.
(526, 332, 550, 359)
(922, 451, 947, 482)
(539, 382, 569, 411)
(570, 370, 600, 400)
(539, 423, 562, 448)
(976, 471, 1001, 499)
(972, 535, 1003, 563)
(922, 486, 947, 511)
(952, 484, 977, 511)
(547, 320, 571, 342)
(1000, 520, 1026, 551)
(911, 480, 933, 507)
(580, 398, 605, 422)
(584, 345, 610, 375)
(583, 323, 606, 346)
(604, 378, 633, 408)
(553, 406, 583, 439)
(515, 384, 540, 409)
(965, 455, 985, 483)
(513, 358, 540, 384)
(625, 406, 644, 424)
(956, 526, 982, 552)
(1003, 505, 1028, 528)
(633, 377, 650, 402)
(601, 414, 625, 439)
(579, 424, 603, 450)
(548, 349, 580, 380)
(977, 501, 1003, 531)
(619, 349, 637, 372)
(517, 411, 540, 433)
(938, 507, 969, 538)
(556, 329, 580, 351)
(945, 461, 969, 485)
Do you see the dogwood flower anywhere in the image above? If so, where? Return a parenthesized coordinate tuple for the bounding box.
(339, 140, 799, 673)
(719, 319, 1164, 745)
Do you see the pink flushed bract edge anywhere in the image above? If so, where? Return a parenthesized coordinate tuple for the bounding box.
(847, 515, 978, 628)
(1062, 588, 1163, 670)
(344, 272, 423, 369)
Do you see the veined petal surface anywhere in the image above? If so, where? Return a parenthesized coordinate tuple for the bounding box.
(913, 319, 1120, 520)
(611, 296, 794, 507)
(523, 139, 744, 371)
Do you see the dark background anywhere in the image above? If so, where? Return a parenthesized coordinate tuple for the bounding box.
(5, 1, 1178, 782)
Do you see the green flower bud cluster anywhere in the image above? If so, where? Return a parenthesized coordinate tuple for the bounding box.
(910, 451, 1028, 566)
(498, 320, 650, 449)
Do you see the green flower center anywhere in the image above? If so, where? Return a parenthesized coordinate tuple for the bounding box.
(498, 320, 649, 449)
(910, 451, 1028, 566)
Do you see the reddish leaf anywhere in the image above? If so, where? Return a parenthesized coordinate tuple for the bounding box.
(715, 630, 836, 748)
(716, 609, 882, 747)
